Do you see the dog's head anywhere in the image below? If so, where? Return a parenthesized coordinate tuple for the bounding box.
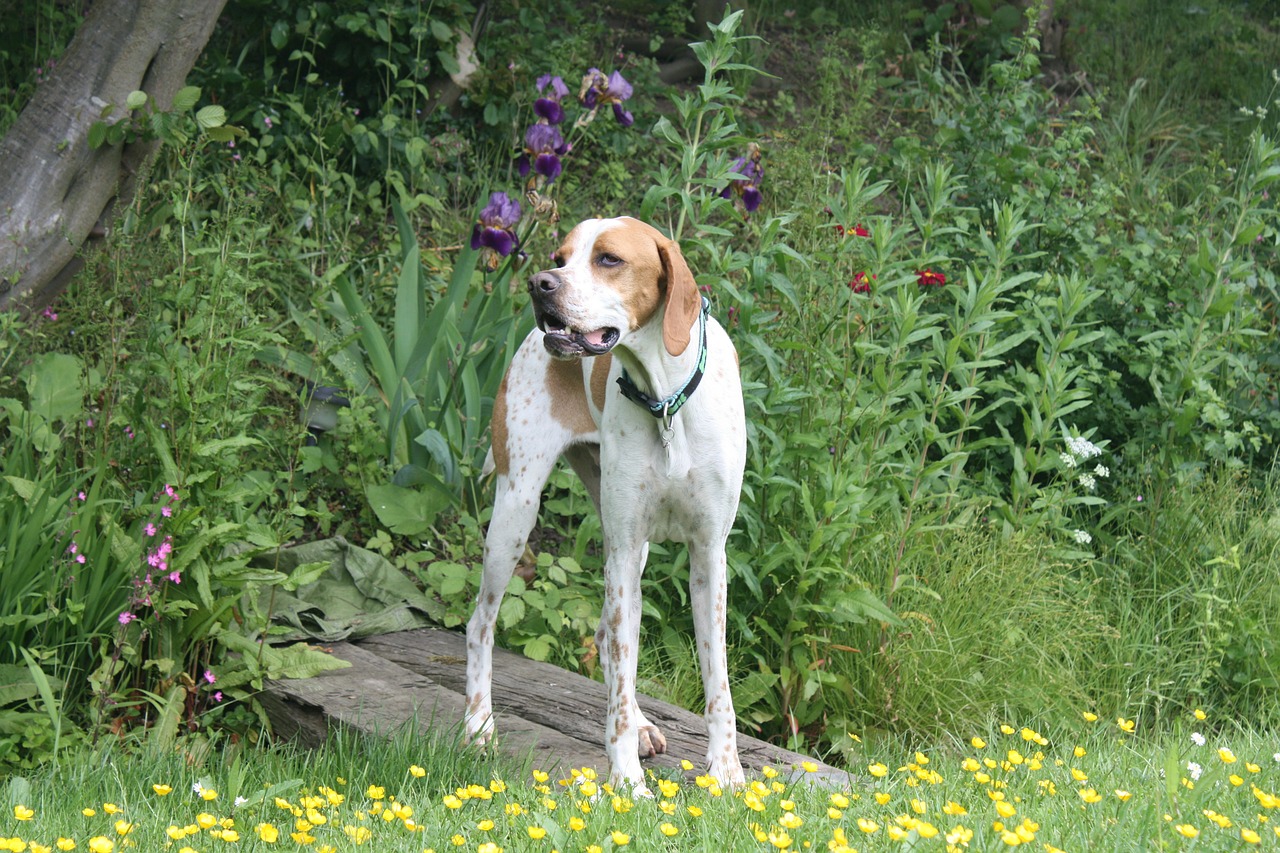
(527, 217, 701, 360)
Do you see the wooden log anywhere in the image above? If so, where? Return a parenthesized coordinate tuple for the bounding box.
(263, 629, 851, 785)
(357, 628, 848, 782)
(260, 642, 608, 774)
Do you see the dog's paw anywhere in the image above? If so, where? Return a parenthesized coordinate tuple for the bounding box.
(706, 754, 746, 789)
(638, 724, 667, 758)
(463, 712, 494, 748)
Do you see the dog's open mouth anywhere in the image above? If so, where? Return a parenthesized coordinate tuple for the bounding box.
(537, 313, 619, 358)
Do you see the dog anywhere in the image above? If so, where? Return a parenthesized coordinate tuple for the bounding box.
(464, 216, 747, 792)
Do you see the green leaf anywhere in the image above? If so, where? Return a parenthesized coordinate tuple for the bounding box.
(283, 560, 331, 592)
(429, 19, 452, 41)
(270, 20, 289, 50)
(523, 635, 553, 661)
(0, 663, 40, 705)
(195, 104, 227, 130)
(366, 482, 448, 535)
(87, 121, 109, 149)
(171, 86, 201, 112)
(2, 476, 37, 501)
(25, 353, 83, 424)
(125, 90, 148, 110)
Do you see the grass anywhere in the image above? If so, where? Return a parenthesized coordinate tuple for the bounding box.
(2, 711, 1279, 851)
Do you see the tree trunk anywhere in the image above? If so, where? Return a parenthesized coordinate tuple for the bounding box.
(0, 0, 227, 313)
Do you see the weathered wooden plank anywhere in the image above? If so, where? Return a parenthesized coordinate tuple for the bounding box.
(261, 642, 607, 774)
(357, 628, 845, 779)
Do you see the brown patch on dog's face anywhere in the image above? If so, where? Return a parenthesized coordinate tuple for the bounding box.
(580, 223, 665, 332)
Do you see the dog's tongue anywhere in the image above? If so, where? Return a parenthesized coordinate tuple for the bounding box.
(582, 329, 608, 348)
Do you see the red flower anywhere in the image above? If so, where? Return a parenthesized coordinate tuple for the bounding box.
(850, 272, 875, 293)
(916, 269, 946, 287)
(834, 223, 871, 238)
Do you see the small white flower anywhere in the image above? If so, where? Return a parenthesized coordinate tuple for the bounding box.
(1191, 732, 1206, 746)
(1094, 464, 1109, 478)
(193, 782, 204, 794)
(1187, 761, 1203, 781)
(234, 796, 248, 808)
(1060, 452, 1077, 469)
(1274, 752, 1280, 763)
(1065, 435, 1103, 460)
(1078, 474, 1097, 491)
(1072, 529, 1092, 545)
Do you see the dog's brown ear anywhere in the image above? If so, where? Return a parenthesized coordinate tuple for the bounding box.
(658, 238, 700, 356)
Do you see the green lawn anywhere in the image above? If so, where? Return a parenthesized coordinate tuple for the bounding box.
(3, 711, 1277, 851)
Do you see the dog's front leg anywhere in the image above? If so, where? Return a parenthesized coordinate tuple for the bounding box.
(465, 472, 547, 745)
(690, 540, 746, 787)
(599, 542, 650, 795)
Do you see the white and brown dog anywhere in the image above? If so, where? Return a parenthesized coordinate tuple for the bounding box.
(465, 216, 747, 791)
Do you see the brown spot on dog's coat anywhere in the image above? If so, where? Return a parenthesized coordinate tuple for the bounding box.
(490, 372, 510, 476)
(591, 353, 612, 412)
(545, 358, 595, 435)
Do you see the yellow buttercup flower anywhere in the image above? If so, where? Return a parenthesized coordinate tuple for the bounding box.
(971, 737, 986, 749)
(1117, 718, 1136, 733)
(152, 784, 172, 796)
(1219, 747, 1238, 764)
(610, 830, 630, 846)
(1241, 828, 1261, 844)
(1193, 708, 1207, 720)
(1175, 824, 1199, 838)
(1082, 711, 1098, 722)
(868, 762, 888, 777)
(409, 765, 425, 778)
(660, 823, 678, 837)
(14, 805, 33, 821)
(857, 818, 879, 834)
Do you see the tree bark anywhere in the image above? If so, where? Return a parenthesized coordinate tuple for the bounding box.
(0, 0, 227, 313)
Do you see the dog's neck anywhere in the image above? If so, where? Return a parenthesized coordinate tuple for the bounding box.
(613, 302, 704, 408)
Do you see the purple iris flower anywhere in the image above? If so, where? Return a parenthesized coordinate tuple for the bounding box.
(722, 147, 764, 212)
(518, 123, 570, 183)
(534, 74, 570, 125)
(470, 191, 522, 256)
(578, 68, 634, 127)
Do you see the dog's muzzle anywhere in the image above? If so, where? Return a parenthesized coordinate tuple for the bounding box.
(528, 270, 620, 358)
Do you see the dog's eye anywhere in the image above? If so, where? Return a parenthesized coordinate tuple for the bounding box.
(597, 253, 623, 268)
(552, 254, 566, 268)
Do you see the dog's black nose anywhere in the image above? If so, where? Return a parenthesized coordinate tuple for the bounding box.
(529, 270, 561, 294)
